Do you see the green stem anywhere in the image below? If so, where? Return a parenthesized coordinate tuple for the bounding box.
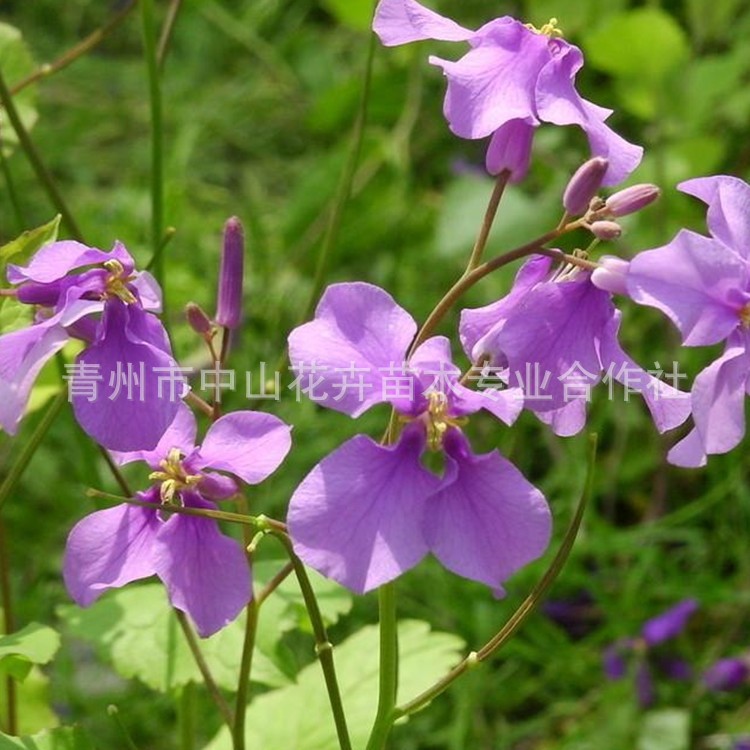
(0, 69, 83, 240)
(178, 683, 196, 750)
(466, 170, 510, 271)
(273, 533, 352, 750)
(365, 582, 399, 750)
(10, 1, 137, 96)
(0, 521, 17, 735)
(0, 134, 25, 230)
(140, 0, 165, 292)
(0, 391, 66, 513)
(232, 599, 258, 750)
(157, 0, 184, 71)
(175, 609, 234, 728)
(395, 435, 598, 718)
(256, 562, 294, 606)
(107, 705, 141, 750)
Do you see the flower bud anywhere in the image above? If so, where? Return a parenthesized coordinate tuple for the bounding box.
(215, 216, 245, 330)
(591, 256, 629, 296)
(589, 220, 622, 241)
(563, 157, 609, 216)
(605, 184, 660, 217)
(703, 658, 749, 692)
(185, 302, 212, 336)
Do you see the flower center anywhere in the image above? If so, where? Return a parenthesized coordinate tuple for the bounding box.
(423, 391, 467, 452)
(103, 259, 137, 304)
(525, 17, 564, 38)
(740, 304, 750, 329)
(149, 448, 202, 503)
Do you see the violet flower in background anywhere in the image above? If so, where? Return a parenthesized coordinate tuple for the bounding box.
(703, 657, 749, 692)
(373, 0, 642, 184)
(459, 254, 691, 437)
(0, 240, 182, 451)
(621, 175, 750, 467)
(603, 599, 698, 708)
(64, 405, 292, 637)
(287, 282, 551, 594)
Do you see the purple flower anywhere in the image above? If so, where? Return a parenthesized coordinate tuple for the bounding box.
(286, 282, 551, 594)
(703, 657, 749, 692)
(603, 599, 698, 708)
(459, 255, 691, 436)
(0, 240, 182, 451)
(624, 175, 750, 466)
(63, 405, 292, 636)
(373, 0, 642, 184)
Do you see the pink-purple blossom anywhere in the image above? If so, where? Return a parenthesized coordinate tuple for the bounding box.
(286, 281, 551, 595)
(459, 255, 691, 436)
(0, 240, 181, 451)
(373, 0, 642, 184)
(623, 175, 750, 466)
(63, 405, 292, 637)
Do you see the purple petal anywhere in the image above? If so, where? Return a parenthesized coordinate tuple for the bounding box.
(668, 337, 750, 467)
(535, 45, 642, 185)
(196, 471, 239, 501)
(641, 599, 698, 646)
(424, 429, 551, 594)
(153, 492, 251, 637)
(460, 255, 554, 361)
(130, 271, 162, 312)
(373, 0, 473, 45)
(452, 381, 523, 425)
(636, 660, 656, 708)
(63, 494, 160, 607)
(7, 240, 132, 285)
(288, 282, 416, 417)
(196, 411, 292, 485)
(485, 118, 536, 182)
(0, 321, 69, 434)
(703, 658, 749, 692)
(603, 640, 632, 680)
(492, 274, 614, 411)
(72, 301, 182, 451)
(599, 312, 691, 434)
(287, 426, 439, 594)
(680, 175, 750, 258)
(111, 403, 198, 468)
(535, 398, 587, 437)
(627, 229, 749, 346)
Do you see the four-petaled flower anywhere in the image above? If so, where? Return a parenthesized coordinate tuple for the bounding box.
(63, 405, 292, 636)
(460, 254, 691, 436)
(0, 240, 182, 451)
(622, 175, 750, 466)
(373, 0, 642, 184)
(286, 281, 551, 594)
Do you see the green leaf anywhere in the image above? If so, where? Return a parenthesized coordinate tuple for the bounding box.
(205, 620, 465, 750)
(320, 0, 373, 31)
(0, 215, 61, 266)
(0, 22, 39, 157)
(584, 9, 689, 82)
(637, 709, 691, 750)
(0, 623, 60, 682)
(0, 727, 95, 750)
(0, 666, 58, 736)
(59, 583, 290, 693)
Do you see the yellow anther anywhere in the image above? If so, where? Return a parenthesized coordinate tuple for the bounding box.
(424, 391, 467, 452)
(740, 304, 750, 329)
(103, 259, 137, 304)
(525, 17, 564, 38)
(148, 447, 202, 503)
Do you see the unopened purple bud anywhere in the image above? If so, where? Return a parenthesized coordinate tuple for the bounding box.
(591, 256, 630, 296)
(186, 302, 212, 336)
(641, 599, 698, 647)
(605, 184, 661, 217)
(563, 157, 609, 216)
(589, 220, 622, 241)
(215, 217, 245, 330)
(703, 658, 749, 692)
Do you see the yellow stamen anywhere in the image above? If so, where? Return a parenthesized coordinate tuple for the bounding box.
(424, 391, 468, 452)
(148, 447, 202, 503)
(525, 17, 564, 38)
(740, 304, 750, 329)
(103, 259, 137, 304)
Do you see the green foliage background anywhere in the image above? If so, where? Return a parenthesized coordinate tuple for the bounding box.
(1, 0, 750, 748)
